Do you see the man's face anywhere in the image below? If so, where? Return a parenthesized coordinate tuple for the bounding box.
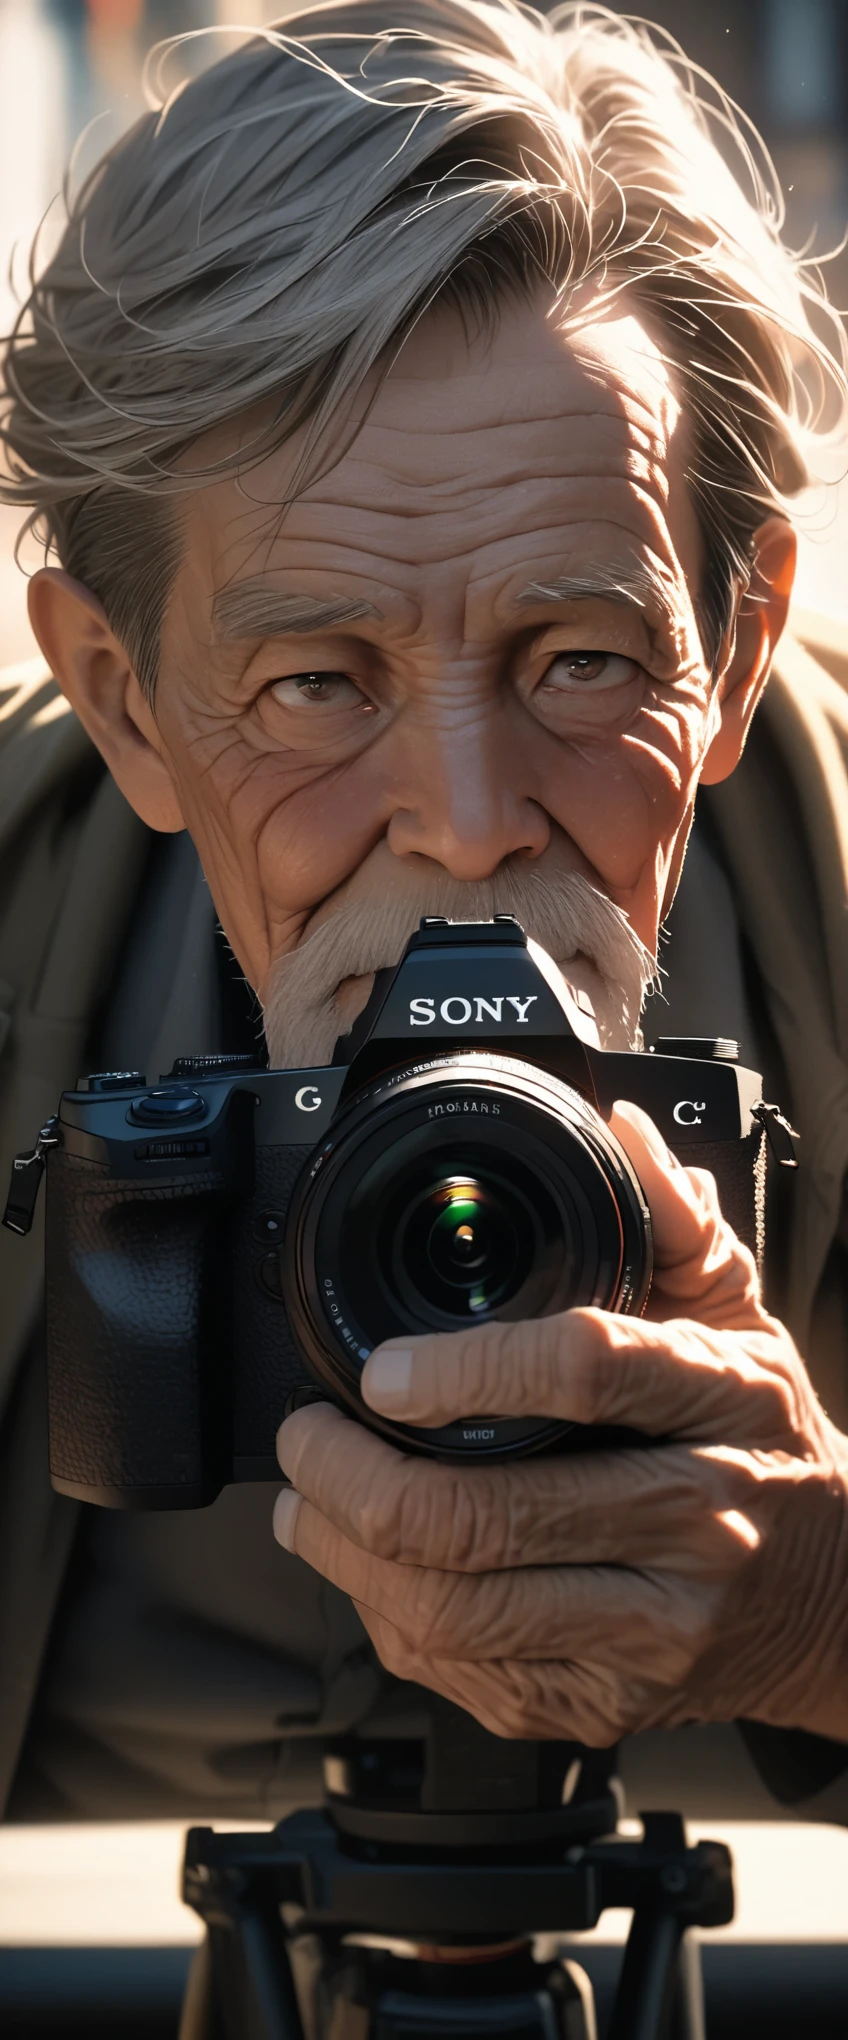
(120, 293, 715, 1050)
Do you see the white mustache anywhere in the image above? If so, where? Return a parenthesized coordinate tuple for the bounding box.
(261, 868, 658, 1068)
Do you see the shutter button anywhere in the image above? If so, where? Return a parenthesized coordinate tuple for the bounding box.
(129, 1086, 205, 1126)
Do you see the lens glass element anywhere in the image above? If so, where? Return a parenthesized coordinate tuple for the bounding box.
(285, 1054, 652, 1460)
(330, 1123, 579, 1347)
(395, 1173, 528, 1318)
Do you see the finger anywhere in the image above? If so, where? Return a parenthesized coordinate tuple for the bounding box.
(278, 1402, 417, 1543)
(278, 1403, 761, 1578)
(354, 1608, 672, 1745)
(609, 1101, 763, 1325)
(360, 1309, 802, 1446)
(273, 1487, 711, 1668)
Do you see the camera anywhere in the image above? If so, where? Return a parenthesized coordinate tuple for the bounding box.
(5, 916, 776, 1509)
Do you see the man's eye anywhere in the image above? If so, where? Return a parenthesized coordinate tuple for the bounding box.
(541, 652, 640, 690)
(269, 672, 373, 710)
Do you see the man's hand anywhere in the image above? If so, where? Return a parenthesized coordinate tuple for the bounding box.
(274, 1103, 848, 1745)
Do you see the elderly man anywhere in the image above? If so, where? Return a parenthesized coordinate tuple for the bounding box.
(1, 0, 848, 1823)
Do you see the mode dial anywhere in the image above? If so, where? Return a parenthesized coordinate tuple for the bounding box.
(129, 1087, 205, 1126)
(654, 1037, 739, 1063)
(167, 1054, 265, 1079)
(76, 1070, 146, 1093)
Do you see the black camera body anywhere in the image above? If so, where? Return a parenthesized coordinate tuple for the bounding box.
(28, 916, 768, 1510)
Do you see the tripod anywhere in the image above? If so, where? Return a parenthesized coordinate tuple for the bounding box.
(178, 1702, 732, 2040)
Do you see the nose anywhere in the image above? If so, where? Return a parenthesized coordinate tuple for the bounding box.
(386, 701, 550, 880)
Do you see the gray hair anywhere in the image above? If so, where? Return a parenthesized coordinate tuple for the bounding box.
(2, 0, 847, 699)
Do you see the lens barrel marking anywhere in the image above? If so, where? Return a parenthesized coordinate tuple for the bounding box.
(427, 1099, 500, 1117)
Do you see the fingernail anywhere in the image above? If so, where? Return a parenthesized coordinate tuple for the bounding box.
(362, 1348, 413, 1410)
(273, 1486, 302, 1552)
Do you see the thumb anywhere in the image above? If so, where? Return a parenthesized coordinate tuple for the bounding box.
(610, 1100, 761, 1322)
(359, 1307, 654, 1429)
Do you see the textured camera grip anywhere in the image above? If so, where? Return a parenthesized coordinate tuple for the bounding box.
(671, 1127, 766, 1271)
(46, 1150, 232, 1505)
(232, 1143, 318, 1461)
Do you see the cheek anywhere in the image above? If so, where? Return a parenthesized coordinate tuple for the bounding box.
(253, 751, 389, 916)
(156, 711, 390, 973)
(539, 694, 707, 895)
(623, 695, 707, 834)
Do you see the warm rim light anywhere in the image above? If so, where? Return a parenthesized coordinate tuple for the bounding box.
(0, 1820, 847, 1947)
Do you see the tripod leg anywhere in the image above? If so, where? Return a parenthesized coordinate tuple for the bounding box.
(178, 1910, 305, 2040)
(559, 1958, 599, 2040)
(178, 1938, 227, 2040)
(210, 1909, 306, 2040)
(669, 1933, 705, 2040)
(607, 1910, 684, 2040)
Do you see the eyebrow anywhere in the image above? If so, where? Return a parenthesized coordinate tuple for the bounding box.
(211, 563, 676, 647)
(514, 564, 676, 634)
(211, 583, 384, 643)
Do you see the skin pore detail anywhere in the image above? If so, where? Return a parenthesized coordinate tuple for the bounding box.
(28, 237, 840, 1752)
(28, 288, 793, 1015)
(155, 300, 710, 988)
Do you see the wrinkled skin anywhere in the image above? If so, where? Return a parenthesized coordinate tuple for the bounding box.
(28, 294, 794, 996)
(32, 288, 845, 1747)
(276, 1104, 848, 1744)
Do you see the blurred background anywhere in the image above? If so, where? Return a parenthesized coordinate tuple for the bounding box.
(0, 0, 847, 665)
(1, 0, 848, 2019)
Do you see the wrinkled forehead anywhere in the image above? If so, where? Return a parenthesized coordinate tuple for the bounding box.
(180, 294, 701, 601)
(554, 306, 685, 459)
(387, 295, 683, 427)
(327, 297, 691, 499)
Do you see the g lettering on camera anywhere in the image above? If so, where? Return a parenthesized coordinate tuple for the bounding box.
(3, 913, 793, 1511)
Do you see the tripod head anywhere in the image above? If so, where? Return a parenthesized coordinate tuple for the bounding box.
(180, 1703, 732, 2040)
(322, 1694, 619, 1851)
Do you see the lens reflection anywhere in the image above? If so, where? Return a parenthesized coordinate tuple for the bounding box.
(299, 1060, 652, 1446)
(399, 1173, 526, 1318)
(427, 1183, 501, 1309)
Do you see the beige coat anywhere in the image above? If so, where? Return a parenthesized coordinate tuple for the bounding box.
(0, 619, 846, 1810)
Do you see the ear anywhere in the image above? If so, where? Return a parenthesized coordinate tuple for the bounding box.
(27, 568, 185, 832)
(700, 516, 797, 786)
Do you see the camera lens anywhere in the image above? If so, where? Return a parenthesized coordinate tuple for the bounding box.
(284, 1052, 651, 1461)
(397, 1175, 527, 1317)
(425, 1181, 505, 1295)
